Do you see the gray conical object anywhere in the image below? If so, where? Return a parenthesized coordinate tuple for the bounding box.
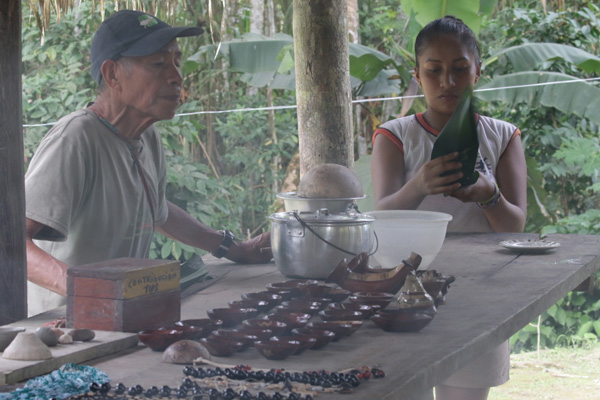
(2, 332, 53, 360)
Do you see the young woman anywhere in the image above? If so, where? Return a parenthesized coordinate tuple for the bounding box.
(371, 16, 527, 400)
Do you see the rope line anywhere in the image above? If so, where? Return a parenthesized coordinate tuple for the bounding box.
(22, 77, 600, 128)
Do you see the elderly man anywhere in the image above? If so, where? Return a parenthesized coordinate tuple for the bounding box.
(25, 10, 272, 316)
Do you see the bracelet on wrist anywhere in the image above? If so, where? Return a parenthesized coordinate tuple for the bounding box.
(476, 181, 501, 209)
(212, 230, 235, 258)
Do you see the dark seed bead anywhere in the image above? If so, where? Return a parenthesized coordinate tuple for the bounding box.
(136, 384, 145, 394)
(321, 380, 332, 388)
(255, 370, 265, 380)
(208, 388, 220, 399)
(145, 389, 156, 398)
(288, 393, 299, 400)
(114, 383, 126, 394)
(206, 369, 216, 378)
(193, 396, 205, 400)
(128, 387, 138, 396)
(304, 396, 314, 400)
(197, 368, 207, 378)
(240, 390, 253, 400)
(178, 389, 188, 398)
(214, 367, 224, 375)
(257, 391, 269, 400)
(183, 378, 195, 388)
(272, 393, 283, 400)
(184, 366, 195, 376)
(100, 382, 111, 394)
(89, 382, 100, 392)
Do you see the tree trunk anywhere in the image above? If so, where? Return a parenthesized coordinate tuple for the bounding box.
(0, 0, 27, 324)
(250, 0, 265, 34)
(293, 0, 353, 176)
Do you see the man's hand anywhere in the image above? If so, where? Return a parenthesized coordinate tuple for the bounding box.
(226, 232, 273, 264)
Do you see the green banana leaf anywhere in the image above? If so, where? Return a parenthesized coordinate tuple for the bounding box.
(400, 0, 484, 36)
(475, 71, 600, 125)
(485, 43, 600, 74)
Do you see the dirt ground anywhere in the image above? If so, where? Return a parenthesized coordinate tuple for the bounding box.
(489, 345, 600, 400)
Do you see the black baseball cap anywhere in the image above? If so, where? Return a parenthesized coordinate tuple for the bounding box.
(90, 10, 203, 83)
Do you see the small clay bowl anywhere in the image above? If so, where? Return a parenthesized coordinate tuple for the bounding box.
(267, 312, 311, 331)
(306, 321, 353, 341)
(291, 328, 336, 349)
(138, 329, 184, 352)
(242, 318, 288, 336)
(207, 308, 258, 328)
(177, 319, 222, 338)
(266, 280, 317, 298)
(327, 302, 376, 318)
(255, 339, 300, 360)
(349, 292, 395, 308)
(228, 299, 270, 314)
(276, 301, 321, 316)
(164, 323, 205, 340)
(200, 335, 244, 357)
(270, 334, 316, 355)
(241, 292, 283, 310)
(318, 309, 367, 322)
(237, 326, 274, 340)
(325, 288, 352, 303)
(0, 326, 26, 351)
(302, 297, 332, 310)
(298, 283, 333, 298)
(264, 289, 294, 301)
(371, 309, 434, 333)
(210, 329, 259, 351)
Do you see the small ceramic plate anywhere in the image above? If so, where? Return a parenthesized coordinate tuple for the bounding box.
(499, 239, 560, 254)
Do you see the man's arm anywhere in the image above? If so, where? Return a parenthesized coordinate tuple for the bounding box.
(25, 218, 69, 296)
(156, 201, 273, 264)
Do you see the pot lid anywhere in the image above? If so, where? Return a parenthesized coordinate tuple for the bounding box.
(277, 192, 366, 201)
(269, 209, 375, 225)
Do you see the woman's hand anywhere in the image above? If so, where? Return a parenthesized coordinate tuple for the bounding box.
(412, 152, 464, 197)
(448, 173, 496, 204)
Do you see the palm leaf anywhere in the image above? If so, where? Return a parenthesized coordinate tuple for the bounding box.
(485, 43, 600, 74)
(475, 72, 600, 125)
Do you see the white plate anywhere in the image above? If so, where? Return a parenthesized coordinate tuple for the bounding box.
(499, 239, 560, 254)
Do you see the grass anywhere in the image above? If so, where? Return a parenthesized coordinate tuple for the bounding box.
(489, 344, 600, 400)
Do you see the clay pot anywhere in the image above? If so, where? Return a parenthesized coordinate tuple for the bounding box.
(162, 340, 211, 364)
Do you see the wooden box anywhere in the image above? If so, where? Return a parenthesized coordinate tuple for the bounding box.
(67, 258, 181, 332)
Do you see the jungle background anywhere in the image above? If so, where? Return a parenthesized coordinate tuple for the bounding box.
(21, 0, 600, 379)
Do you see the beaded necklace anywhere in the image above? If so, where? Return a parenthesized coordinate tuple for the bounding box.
(90, 108, 156, 229)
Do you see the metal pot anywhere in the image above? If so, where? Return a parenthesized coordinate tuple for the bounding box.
(277, 192, 366, 214)
(269, 209, 376, 279)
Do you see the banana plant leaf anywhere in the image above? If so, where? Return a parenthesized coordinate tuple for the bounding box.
(485, 43, 600, 74)
(475, 72, 600, 125)
(400, 0, 483, 36)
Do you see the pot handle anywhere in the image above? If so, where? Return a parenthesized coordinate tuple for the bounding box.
(292, 211, 379, 256)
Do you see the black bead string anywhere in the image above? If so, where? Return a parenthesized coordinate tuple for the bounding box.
(73, 364, 384, 399)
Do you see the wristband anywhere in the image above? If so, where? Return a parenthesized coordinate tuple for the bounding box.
(476, 182, 501, 209)
(212, 230, 235, 258)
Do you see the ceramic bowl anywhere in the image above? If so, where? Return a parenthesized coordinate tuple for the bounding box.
(200, 335, 244, 357)
(207, 308, 258, 328)
(138, 329, 184, 352)
(266, 280, 317, 298)
(349, 292, 395, 308)
(326, 302, 376, 318)
(237, 326, 274, 340)
(267, 312, 311, 331)
(263, 289, 294, 301)
(306, 321, 353, 341)
(298, 283, 333, 298)
(302, 297, 332, 310)
(210, 329, 259, 351)
(325, 288, 352, 303)
(241, 292, 283, 310)
(270, 335, 316, 355)
(164, 323, 205, 340)
(177, 319, 222, 338)
(318, 308, 367, 322)
(242, 318, 288, 336)
(291, 328, 336, 349)
(255, 339, 300, 360)
(276, 301, 321, 316)
(228, 299, 270, 314)
(371, 309, 434, 332)
(0, 326, 26, 351)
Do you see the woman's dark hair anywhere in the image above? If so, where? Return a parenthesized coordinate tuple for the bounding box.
(414, 15, 480, 67)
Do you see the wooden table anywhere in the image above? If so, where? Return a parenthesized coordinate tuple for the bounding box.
(3, 232, 600, 399)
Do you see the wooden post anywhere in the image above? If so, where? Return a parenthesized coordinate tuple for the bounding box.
(293, 0, 353, 176)
(0, 0, 27, 324)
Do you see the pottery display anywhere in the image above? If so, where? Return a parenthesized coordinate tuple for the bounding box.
(162, 340, 211, 364)
(306, 321, 353, 341)
(371, 309, 434, 333)
(326, 252, 422, 294)
(241, 292, 283, 310)
(318, 309, 366, 322)
(236, 326, 274, 341)
(199, 336, 244, 357)
(2, 332, 52, 361)
(416, 270, 456, 305)
(392, 272, 437, 315)
(326, 302, 375, 318)
(348, 292, 395, 309)
(228, 299, 270, 313)
(270, 334, 316, 355)
(291, 328, 336, 349)
(0, 326, 26, 351)
(266, 280, 317, 298)
(207, 308, 258, 328)
(138, 329, 184, 352)
(242, 319, 288, 336)
(275, 301, 320, 316)
(255, 339, 300, 360)
(210, 330, 259, 351)
(266, 312, 311, 332)
(177, 319, 222, 338)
